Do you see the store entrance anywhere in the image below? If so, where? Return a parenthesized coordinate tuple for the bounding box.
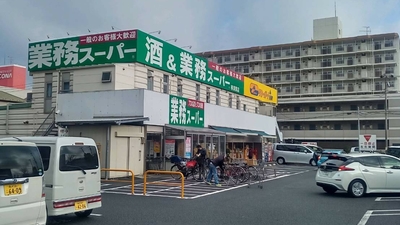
(163, 125, 226, 170)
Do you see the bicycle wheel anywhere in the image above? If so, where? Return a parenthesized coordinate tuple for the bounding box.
(232, 166, 246, 184)
(221, 167, 235, 186)
(247, 166, 259, 182)
(170, 165, 183, 180)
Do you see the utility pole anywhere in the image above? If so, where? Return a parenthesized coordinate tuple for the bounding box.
(357, 106, 361, 150)
(384, 75, 388, 149)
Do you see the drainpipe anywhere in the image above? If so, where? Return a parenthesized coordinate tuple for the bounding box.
(105, 126, 111, 179)
(5, 103, 9, 134)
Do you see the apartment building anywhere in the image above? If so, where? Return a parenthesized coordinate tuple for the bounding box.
(26, 28, 279, 175)
(198, 17, 400, 150)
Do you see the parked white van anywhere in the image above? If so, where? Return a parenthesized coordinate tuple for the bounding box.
(273, 143, 316, 165)
(0, 140, 47, 225)
(0, 137, 102, 218)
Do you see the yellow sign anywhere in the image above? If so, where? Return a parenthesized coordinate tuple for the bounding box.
(243, 77, 278, 104)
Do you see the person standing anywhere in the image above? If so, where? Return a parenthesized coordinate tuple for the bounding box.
(195, 144, 206, 181)
(205, 154, 227, 187)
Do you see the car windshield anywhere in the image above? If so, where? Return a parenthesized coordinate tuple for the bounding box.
(0, 146, 44, 180)
(59, 145, 99, 172)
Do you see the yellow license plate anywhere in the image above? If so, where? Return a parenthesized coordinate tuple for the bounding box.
(4, 184, 23, 196)
(74, 200, 87, 211)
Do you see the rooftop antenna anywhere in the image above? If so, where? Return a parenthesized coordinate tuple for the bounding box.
(334, 1, 337, 17)
(360, 26, 371, 36)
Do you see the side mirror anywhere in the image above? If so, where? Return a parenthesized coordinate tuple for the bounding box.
(304, 150, 308, 153)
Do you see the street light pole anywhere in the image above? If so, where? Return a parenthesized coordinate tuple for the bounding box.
(384, 75, 388, 149)
(357, 106, 361, 150)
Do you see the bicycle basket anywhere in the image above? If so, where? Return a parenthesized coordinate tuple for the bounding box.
(186, 160, 196, 168)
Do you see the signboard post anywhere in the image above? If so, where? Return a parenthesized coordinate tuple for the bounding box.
(359, 134, 377, 152)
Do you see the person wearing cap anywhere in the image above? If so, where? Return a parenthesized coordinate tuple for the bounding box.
(195, 144, 206, 181)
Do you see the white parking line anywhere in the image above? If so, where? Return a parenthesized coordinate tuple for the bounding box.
(357, 210, 372, 225)
(375, 197, 400, 201)
(189, 170, 308, 200)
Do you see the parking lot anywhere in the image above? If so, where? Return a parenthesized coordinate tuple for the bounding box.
(101, 165, 311, 199)
(45, 164, 400, 225)
(358, 196, 400, 225)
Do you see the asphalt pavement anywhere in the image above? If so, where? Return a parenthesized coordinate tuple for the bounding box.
(47, 164, 400, 225)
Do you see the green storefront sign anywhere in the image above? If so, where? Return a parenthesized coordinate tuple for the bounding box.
(169, 95, 204, 128)
(135, 30, 244, 95)
(27, 29, 245, 96)
(28, 30, 138, 71)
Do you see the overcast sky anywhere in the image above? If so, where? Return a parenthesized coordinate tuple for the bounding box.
(1, 0, 399, 88)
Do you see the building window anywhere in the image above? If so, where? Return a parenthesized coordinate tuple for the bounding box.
(336, 58, 344, 65)
(374, 41, 381, 50)
(177, 78, 183, 96)
(228, 93, 232, 108)
(294, 124, 301, 130)
(386, 67, 394, 74)
(336, 70, 344, 77)
(224, 56, 231, 62)
(385, 54, 394, 61)
(273, 63, 281, 69)
(243, 104, 247, 111)
(206, 87, 210, 103)
(350, 105, 357, 110)
(273, 51, 281, 57)
(46, 83, 52, 98)
(216, 90, 220, 105)
(309, 106, 316, 112)
(273, 75, 281, 81)
(375, 55, 382, 63)
(377, 104, 384, 110)
(309, 124, 316, 130)
(61, 72, 71, 92)
(147, 70, 154, 91)
(255, 107, 258, 113)
(101, 71, 111, 83)
(334, 105, 341, 111)
(336, 83, 344, 90)
(163, 74, 169, 94)
(62, 82, 70, 92)
(196, 84, 200, 100)
(334, 124, 342, 130)
(336, 45, 344, 51)
(294, 107, 300, 112)
(385, 40, 393, 47)
(322, 84, 332, 93)
(378, 123, 385, 130)
(236, 96, 240, 109)
(350, 124, 358, 130)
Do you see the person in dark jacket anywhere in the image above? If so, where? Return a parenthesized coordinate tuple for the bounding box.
(195, 144, 206, 181)
(205, 154, 227, 187)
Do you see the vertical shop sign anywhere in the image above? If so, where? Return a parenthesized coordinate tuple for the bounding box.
(169, 95, 204, 128)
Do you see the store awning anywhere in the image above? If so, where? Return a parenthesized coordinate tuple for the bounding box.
(165, 125, 226, 135)
(234, 128, 272, 137)
(209, 125, 275, 137)
(209, 125, 247, 136)
(57, 117, 149, 126)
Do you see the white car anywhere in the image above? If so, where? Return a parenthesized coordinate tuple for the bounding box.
(316, 153, 400, 197)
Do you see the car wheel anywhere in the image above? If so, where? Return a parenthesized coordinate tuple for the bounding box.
(75, 209, 93, 218)
(276, 157, 285, 165)
(310, 159, 317, 166)
(348, 179, 366, 198)
(323, 187, 337, 194)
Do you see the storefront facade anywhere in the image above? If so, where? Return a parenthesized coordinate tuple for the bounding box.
(56, 89, 277, 177)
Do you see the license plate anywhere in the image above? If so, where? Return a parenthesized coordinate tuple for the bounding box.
(4, 184, 23, 196)
(74, 200, 87, 211)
